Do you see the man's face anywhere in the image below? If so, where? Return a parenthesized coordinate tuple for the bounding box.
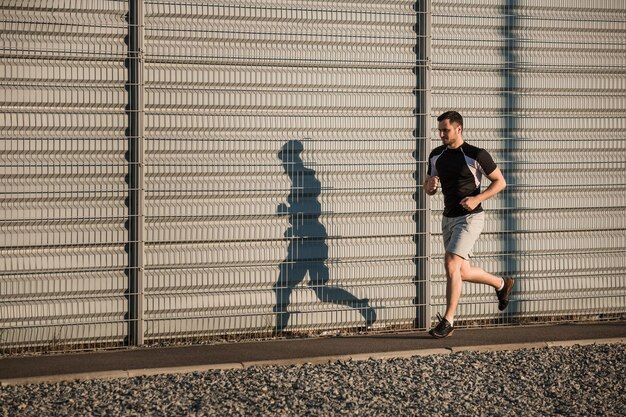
(438, 119, 462, 148)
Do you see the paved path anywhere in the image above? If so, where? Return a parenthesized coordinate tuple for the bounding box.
(1, 321, 624, 385)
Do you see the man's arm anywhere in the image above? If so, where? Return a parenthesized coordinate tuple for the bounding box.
(424, 175, 439, 196)
(460, 167, 506, 211)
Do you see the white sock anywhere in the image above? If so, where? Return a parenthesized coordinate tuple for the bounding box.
(447, 318, 454, 326)
(497, 278, 505, 291)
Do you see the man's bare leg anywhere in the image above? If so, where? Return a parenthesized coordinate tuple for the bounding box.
(443, 252, 464, 323)
(459, 259, 504, 289)
(444, 253, 505, 323)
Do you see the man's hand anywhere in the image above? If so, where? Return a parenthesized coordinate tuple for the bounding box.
(424, 175, 439, 195)
(460, 167, 507, 211)
(460, 196, 479, 211)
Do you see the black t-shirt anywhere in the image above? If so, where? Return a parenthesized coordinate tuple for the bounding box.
(427, 142, 497, 218)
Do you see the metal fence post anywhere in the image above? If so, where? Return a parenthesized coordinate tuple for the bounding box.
(424, 0, 432, 331)
(415, 0, 432, 330)
(127, 0, 145, 346)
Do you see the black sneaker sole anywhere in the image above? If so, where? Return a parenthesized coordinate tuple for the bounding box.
(498, 278, 514, 311)
(428, 329, 454, 338)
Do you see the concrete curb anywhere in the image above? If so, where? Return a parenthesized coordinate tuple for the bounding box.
(2, 338, 623, 386)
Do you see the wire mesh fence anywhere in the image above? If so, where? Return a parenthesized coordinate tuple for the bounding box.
(0, 0, 624, 354)
(429, 0, 626, 326)
(140, 0, 422, 343)
(0, 1, 130, 353)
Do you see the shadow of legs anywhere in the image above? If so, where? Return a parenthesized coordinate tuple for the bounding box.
(274, 262, 306, 333)
(311, 286, 377, 327)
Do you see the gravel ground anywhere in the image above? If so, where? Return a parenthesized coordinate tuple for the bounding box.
(1, 343, 624, 417)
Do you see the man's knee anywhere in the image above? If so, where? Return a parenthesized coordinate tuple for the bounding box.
(460, 259, 471, 280)
(444, 252, 464, 275)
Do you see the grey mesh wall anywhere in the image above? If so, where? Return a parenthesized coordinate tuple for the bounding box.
(430, 0, 626, 324)
(0, 1, 129, 350)
(141, 1, 420, 341)
(2, 1, 625, 353)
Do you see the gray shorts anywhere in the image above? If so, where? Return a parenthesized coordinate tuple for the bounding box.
(442, 212, 485, 260)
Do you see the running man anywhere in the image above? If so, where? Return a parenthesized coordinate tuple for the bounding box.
(424, 111, 514, 338)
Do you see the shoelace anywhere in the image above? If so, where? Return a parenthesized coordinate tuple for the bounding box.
(436, 312, 444, 324)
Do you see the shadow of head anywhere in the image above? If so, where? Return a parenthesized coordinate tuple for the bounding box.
(278, 140, 305, 173)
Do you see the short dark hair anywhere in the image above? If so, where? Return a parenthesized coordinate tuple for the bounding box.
(437, 111, 463, 128)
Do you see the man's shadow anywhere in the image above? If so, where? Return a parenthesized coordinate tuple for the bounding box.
(274, 140, 376, 332)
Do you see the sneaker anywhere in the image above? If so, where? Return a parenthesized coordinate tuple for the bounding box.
(496, 277, 514, 311)
(429, 313, 454, 338)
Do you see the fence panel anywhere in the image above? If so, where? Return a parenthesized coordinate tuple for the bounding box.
(1, 0, 624, 353)
(141, 0, 421, 342)
(430, 0, 626, 325)
(0, 1, 129, 351)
